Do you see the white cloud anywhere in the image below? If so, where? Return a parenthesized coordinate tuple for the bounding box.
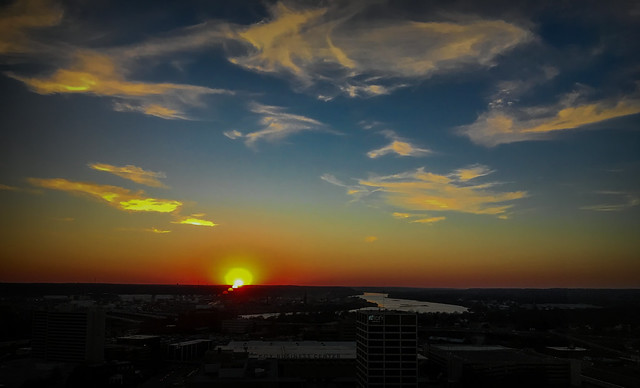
(359, 120, 385, 130)
(227, 103, 326, 146)
(223, 130, 244, 139)
(320, 173, 373, 201)
(488, 66, 559, 109)
(581, 191, 640, 212)
(113, 102, 187, 120)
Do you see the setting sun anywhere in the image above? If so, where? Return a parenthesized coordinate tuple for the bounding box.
(224, 267, 253, 287)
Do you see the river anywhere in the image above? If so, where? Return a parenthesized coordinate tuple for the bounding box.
(355, 292, 468, 314)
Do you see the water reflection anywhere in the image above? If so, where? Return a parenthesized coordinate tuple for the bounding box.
(356, 292, 468, 313)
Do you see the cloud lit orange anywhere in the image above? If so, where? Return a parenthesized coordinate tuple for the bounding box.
(27, 177, 182, 213)
(226, 2, 531, 96)
(172, 216, 217, 227)
(411, 216, 446, 224)
(461, 97, 640, 146)
(324, 166, 526, 218)
(9, 51, 230, 119)
(0, 0, 62, 54)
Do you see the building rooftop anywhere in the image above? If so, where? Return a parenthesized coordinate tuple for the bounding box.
(169, 339, 211, 347)
(117, 335, 159, 340)
(217, 341, 356, 359)
(546, 346, 587, 351)
(430, 345, 566, 364)
(357, 309, 417, 315)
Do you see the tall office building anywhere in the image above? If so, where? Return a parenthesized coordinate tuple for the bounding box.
(356, 310, 417, 388)
(32, 306, 105, 363)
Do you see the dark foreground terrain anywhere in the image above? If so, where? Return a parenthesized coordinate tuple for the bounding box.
(1, 283, 639, 387)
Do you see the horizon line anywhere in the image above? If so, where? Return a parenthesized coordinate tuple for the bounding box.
(1, 282, 638, 290)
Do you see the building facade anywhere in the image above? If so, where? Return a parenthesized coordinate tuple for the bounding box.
(32, 306, 105, 363)
(356, 310, 417, 388)
(427, 344, 573, 387)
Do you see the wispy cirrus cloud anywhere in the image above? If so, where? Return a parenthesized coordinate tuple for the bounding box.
(410, 216, 446, 224)
(2, 0, 532, 120)
(4, 1, 531, 115)
(391, 211, 446, 224)
(28, 164, 220, 229)
(225, 103, 327, 146)
(1, 183, 41, 194)
(223, 130, 243, 140)
(146, 227, 171, 234)
(0, 183, 21, 191)
(460, 93, 640, 146)
(367, 130, 430, 159)
(89, 163, 167, 188)
(320, 173, 372, 201)
(0, 0, 62, 55)
(221, 2, 532, 98)
(581, 191, 640, 212)
(325, 166, 525, 219)
(452, 164, 494, 182)
(8, 51, 231, 119)
(488, 66, 559, 110)
(359, 120, 385, 130)
(113, 102, 186, 120)
(172, 215, 217, 227)
(27, 178, 182, 213)
(117, 227, 172, 234)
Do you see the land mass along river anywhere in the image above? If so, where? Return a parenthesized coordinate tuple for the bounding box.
(239, 292, 468, 319)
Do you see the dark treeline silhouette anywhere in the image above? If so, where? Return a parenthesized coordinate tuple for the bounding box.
(0, 283, 359, 298)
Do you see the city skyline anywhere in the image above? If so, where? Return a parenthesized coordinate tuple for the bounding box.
(1, 0, 639, 287)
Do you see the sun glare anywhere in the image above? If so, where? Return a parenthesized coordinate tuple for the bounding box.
(224, 267, 253, 287)
(232, 279, 244, 288)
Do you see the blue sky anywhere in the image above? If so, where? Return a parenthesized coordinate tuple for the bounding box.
(1, 0, 639, 287)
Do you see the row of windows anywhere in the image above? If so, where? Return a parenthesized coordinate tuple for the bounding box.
(363, 340, 417, 347)
(359, 332, 417, 340)
(363, 374, 418, 382)
(366, 354, 416, 362)
(358, 325, 416, 332)
(365, 347, 416, 355)
(366, 362, 417, 370)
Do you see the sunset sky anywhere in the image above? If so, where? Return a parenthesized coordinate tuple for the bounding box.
(1, 0, 639, 287)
